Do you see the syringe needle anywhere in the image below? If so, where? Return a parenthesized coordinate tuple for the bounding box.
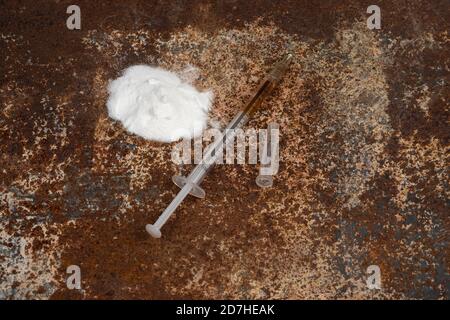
(146, 53, 293, 238)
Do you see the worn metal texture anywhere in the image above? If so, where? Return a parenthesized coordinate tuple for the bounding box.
(0, 0, 448, 299)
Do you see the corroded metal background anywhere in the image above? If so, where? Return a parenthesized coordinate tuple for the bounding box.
(0, 0, 448, 299)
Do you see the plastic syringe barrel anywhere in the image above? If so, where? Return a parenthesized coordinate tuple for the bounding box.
(188, 112, 244, 181)
(146, 53, 293, 237)
(186, 53, 294, 185)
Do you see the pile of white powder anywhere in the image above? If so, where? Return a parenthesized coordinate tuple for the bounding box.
(107, 65, 213, 142)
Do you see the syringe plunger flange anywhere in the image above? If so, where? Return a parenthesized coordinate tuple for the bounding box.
(145, 224, 162, 238)
(172, 175, 205, 198)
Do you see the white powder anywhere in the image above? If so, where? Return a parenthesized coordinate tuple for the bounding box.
(107, 65, 213, 142)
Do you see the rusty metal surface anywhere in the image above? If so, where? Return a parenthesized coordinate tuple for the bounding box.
(0, 0, 448, 299)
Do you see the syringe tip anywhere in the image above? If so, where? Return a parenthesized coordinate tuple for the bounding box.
(283, 53, 294, 65)
(269, 53, 294, 80)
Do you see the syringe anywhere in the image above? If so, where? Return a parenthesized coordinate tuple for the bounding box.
(146, 53, 293, 238)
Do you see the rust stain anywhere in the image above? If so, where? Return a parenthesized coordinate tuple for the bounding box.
(0, 1, 448, 299)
